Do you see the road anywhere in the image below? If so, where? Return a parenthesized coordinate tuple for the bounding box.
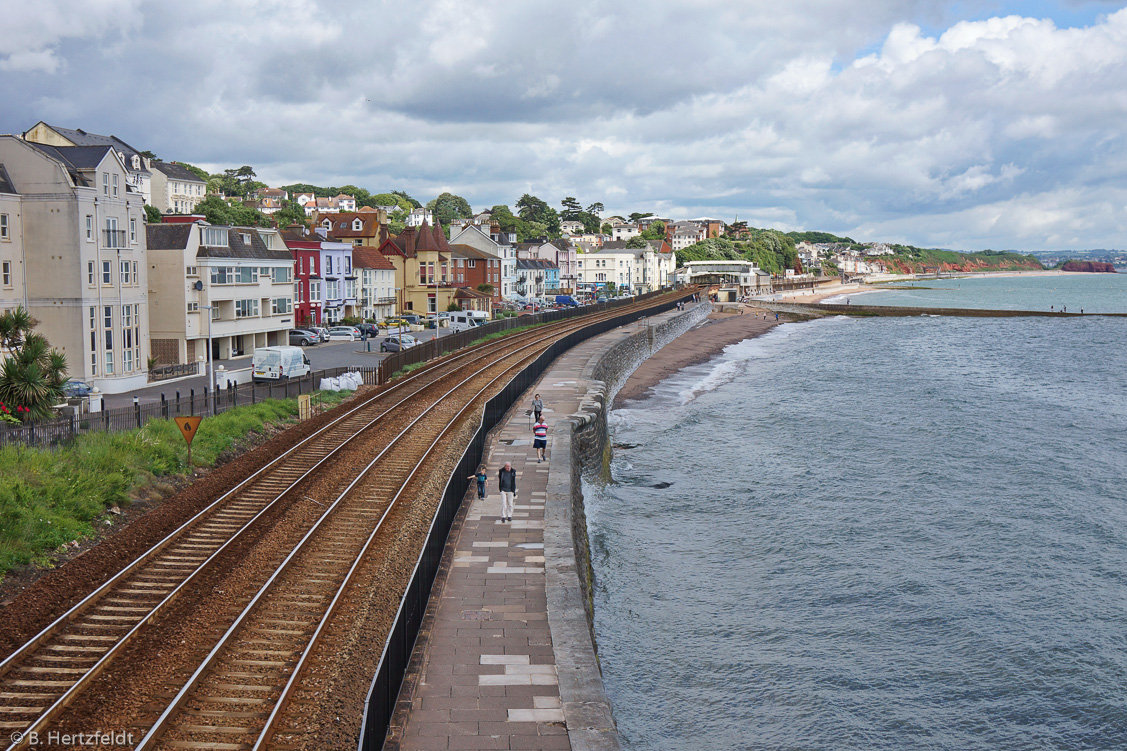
(99, 329, 447, 409)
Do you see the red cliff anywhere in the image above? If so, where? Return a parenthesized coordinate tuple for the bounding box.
(1061, 261, 1117, 273)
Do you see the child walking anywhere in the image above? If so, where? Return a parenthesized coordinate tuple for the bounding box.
(467, 465, 488, 499)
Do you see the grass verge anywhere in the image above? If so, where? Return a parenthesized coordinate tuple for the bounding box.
(0, 390, 351, 580)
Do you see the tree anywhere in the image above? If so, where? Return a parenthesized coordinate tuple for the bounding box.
(140, 150, 159, 161)
(560, 196, 582, 221)
(178, 162, 211, 183)
(427, 192, 473, 227)
(372, 193, 415, 213)
(392, 190, 422, 209)
(446, 302, 461, 312)
(476, 283, 495, 295)
(600, 222, 613, 235)
(144, 204, 162, 223)
(628, 212, 652, 223)
(625, 236, 649, 249)
(586, 202, 604, 216)
(195, 195, 271, 228)
(515, 194, 559, 236)
(273, 199, 308, 228)
(0, 307, 68, 421)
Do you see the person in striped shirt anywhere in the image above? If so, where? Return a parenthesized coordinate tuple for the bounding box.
(533, 417, 548, 463)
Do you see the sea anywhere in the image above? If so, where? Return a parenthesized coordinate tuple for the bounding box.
(585, 273, 1127, 751)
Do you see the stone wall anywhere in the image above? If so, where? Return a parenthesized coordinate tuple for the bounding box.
(542, 302, 710, 751)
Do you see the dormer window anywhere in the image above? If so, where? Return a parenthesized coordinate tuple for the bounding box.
(131, 155, 140, 169)
(322, 219, 331, 230)
(352, 219, 362, 231)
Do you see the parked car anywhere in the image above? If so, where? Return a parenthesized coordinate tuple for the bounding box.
(597, 296, 608, 303)
(309, 326, 330, 342)
(399, 314, 423, 326)
(288, 329, 318, 346)
(327, 326, 362, 341)
(61, 380, 93, 397)
(355, 322, 380, 338)
(380, 334, 419, 352)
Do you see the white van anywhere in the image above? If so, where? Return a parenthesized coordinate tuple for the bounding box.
(447, 311, 485, 333)
(253, 346, 312, 383)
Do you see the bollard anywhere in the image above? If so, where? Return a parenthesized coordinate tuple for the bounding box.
(190, 388, 195, 416)
(176, 390, 181, 416)
(133, 395, 141, 427)
(161, 393, 168, 419)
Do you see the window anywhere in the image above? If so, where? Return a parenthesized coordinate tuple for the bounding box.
(236, 267, 258, 284)
(468, 259, 476, 268)
(1, 261, 10, 287)
(210, 266, 234, 285)
(0, 213, 8, 240)
(86, 215, 94, 241)
(88, 261, 95, 286)
(187, 302, 199, 313)
(345, 258, 351, 275)
(129, 218, 136, 243)
(104, 217, 122, 248)
(122, 305, 133, 371)
(202, 227, 228, 247)
(103, 306, 114, 374)
(112, 173, 119, 197)
(133, 260, 138, 283)
(235, 299, 259, 318)
(271, 297, 291, 315)
(272, 266, 291, 284)
(120, 260, 131, 285)
(293, 281, 302, 303)
(102, 172, 109, 196)
(352, 219, 362, 231)
(259, 267, 270, 277)
(309, 281, 321, 302)
(186, 265, 198, 277)
(326, 280, 339, 300)
(211, 306, 220, 320)
(89, 307, 97, 376)
(345, 280, 356, 299)
(102, 260, 112, 285)
(240, 233, 252, 246)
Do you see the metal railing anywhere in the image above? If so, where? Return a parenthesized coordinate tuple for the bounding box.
(147, 363, 200, 382)
(358, 288, 690, 750)
(103, 229, 127, 249)
(0, 366, 378, 450)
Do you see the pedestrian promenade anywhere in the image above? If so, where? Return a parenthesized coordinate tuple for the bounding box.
(384, 314, 673, 751)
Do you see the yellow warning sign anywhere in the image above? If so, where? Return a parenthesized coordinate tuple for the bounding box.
(176, 416, 203, 445)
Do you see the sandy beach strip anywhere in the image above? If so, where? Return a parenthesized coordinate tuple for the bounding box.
(617, 307, 779, 404)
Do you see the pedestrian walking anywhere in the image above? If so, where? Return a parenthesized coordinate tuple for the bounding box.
(533, 417, 548, 463)
(498, 462, 517, 522)
(467, 465, 488, 499)
(531, 394, 544, 421)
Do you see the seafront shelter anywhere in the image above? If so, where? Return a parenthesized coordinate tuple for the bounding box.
(676, 260, 773, 297)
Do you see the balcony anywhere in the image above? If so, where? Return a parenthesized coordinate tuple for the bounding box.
(103, 229, 127, 249)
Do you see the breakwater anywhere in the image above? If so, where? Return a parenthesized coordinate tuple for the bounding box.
(764, 302, 1127, 317)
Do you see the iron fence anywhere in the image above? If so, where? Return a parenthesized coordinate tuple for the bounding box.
(147, 363, 201, 382)
(357, 288, 690, 751)
(0, 366, 378, 450)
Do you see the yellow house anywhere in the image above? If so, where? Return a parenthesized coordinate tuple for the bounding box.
(376, 222, 458, 315)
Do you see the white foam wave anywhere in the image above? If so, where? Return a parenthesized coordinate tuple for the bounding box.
(672, 324, 801, 404)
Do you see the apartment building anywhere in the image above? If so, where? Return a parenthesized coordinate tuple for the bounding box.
(449, 223, 517, 300)
(150, 162, 207, 215)
(0, 167, 23, 314)
(577, 241, 675, 294)
(351, 246, 397, 321)
(23, 122, 153, 205)
(147, 221, 294, 364)
(0, 135, 150, 393)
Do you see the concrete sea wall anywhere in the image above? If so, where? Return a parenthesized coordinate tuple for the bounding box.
(542, 302, 710, 751)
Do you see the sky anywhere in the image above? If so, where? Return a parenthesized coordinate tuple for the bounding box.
(2, 1, 1126, 251)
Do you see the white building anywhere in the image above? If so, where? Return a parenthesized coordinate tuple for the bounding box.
(577, 242, 675, 294)
(677, 260, 773, 297)
(406, 207, 435, 227)
(352, 246, 397, 321)
(0, 135, 151, 393)
(611, 224, 640, 242)
(22, 122, 153, 205)
(147, 222, 294, 365)
(150, 162, 207, 215)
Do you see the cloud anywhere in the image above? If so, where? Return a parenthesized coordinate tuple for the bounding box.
(1, 1, 1126, 249)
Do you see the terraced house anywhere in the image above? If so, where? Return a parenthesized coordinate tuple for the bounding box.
(0, 135, 150, 393)
(147, 221, 294, 365)
(351, 245, 397, 321)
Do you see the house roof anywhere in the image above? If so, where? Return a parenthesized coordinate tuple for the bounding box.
(151, 161, 206, 183)
(34, 124, 149, 171)
(24, 142, 115, 171)
(0, 164, 16, 195)
(448, 243, 498, 261)
(413, 220, 440, 253)
(352, 245, 396, 270)
(197, 226, 293, 260)
(454, 287, 491, 300)
(517, 258, 559, 271)
(323, 211, 386, 241)
(145, 223, 194, 251)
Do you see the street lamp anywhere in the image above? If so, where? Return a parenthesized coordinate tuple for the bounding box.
(200, 305, 215, 415)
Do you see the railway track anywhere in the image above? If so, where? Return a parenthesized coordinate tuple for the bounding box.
(0, 291, 687, 749)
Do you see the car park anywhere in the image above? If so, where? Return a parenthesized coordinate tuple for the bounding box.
(288, 329, 319, 346)
(61, 380, 93, 397)
(327, 326, 362, 341)
(380, 334, 419, 352)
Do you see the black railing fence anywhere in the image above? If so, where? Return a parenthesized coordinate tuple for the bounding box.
(0, 367, 377, 449)
(147, 363, 201, 382)
(357, 288, 691, 751)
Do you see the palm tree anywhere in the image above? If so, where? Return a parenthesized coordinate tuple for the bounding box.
(0, 307, 68, 420)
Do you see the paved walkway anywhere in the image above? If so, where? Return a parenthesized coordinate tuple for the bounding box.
(385, 313, 677, 750)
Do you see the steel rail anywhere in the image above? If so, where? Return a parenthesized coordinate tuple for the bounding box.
(133, 320, 560, 750)
(0, 312, 623, 748)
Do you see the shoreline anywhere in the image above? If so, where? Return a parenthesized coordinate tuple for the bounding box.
(617, 305, 779, 403)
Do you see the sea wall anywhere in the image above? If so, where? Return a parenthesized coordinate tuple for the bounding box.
(542, 302, 709, 751)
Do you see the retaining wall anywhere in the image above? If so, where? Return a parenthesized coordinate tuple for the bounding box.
(542, 301, 710, 751)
